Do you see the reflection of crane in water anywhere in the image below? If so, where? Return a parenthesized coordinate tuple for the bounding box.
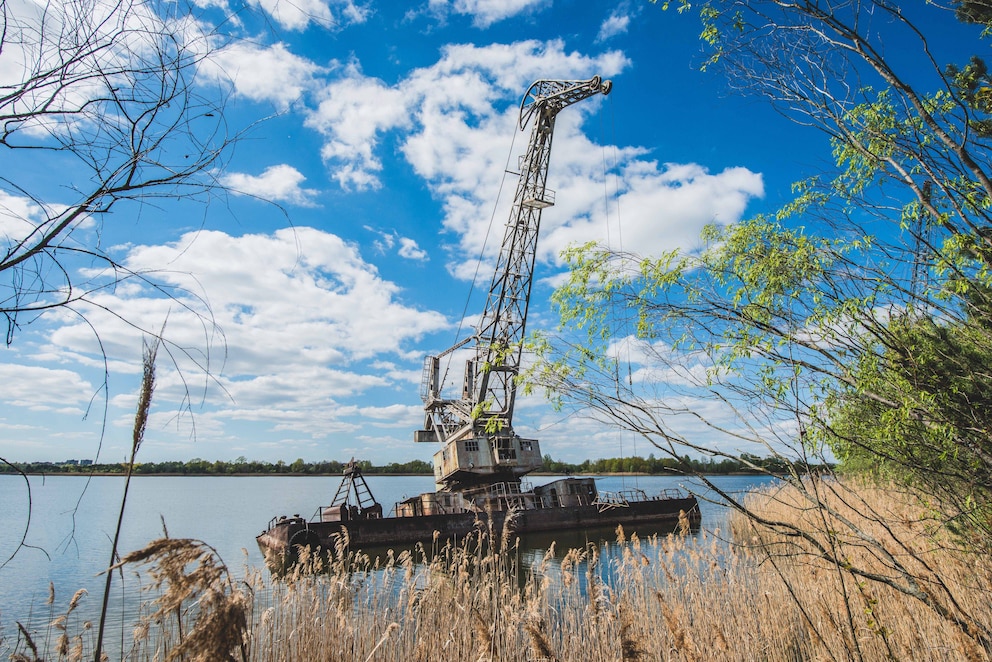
(416, 76, 613, 493)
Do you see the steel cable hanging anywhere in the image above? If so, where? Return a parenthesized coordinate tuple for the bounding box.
(439, 116, 521, 393)
(600, 93, 639, 489)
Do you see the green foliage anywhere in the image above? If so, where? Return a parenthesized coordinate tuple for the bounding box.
(653, 0, 693, 14)
(946, 55, 992, 137)
(821, 290, 992, 534)
(542, 452, 802, 475)
(956, 0, 992, 32)
(527, 218, 870, 410)
(526, 0, 992, 551)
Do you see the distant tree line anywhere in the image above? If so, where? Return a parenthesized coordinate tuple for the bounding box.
(541, 453, 818, 475)
(2, 453, 812, 476)
(0, 457, 433, 476)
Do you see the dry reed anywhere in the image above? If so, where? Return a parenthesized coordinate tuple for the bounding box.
(5, 479, 992, 661)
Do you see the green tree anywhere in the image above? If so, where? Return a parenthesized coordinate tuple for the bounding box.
(956, 0, 992, 25)
(824, 286, 992, 527)
(185, 458, 211, 474)
(526, 0, 992, 652)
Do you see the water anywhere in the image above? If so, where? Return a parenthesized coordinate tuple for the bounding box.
(0, 473, 772, 641)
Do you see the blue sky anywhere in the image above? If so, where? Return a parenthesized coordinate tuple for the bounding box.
(0, 0, 838, 465)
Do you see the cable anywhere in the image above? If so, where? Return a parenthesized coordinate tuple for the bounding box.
(603, 93, 637, 489)
(440, 111, 521, 391)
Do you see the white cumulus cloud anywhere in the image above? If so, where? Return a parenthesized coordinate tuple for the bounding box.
(428, 0, 549, 28)
(597, 11, 631, 42)
(303, 40, 763, 282)
(200, 42, 323, 109)
(0, 191, 91, 263)
(398, 237, 429, 261)
(365, 227, 430, 261)
(308, 40, 627, 193)
(33, 227, 450, 442)
(0, 364, 94, 414)
(252, 0, 370, 31)
(222, 164, 320, 206)
(305, 64, 412, 190)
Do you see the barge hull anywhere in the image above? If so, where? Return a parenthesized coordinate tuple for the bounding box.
(257, 495, 700, 563)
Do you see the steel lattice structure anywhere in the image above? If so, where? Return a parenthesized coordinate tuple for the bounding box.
(417, 76, 612, 490)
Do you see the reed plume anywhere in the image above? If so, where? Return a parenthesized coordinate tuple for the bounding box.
(94, 333, 161, 662)
(113, 537, 249, 662)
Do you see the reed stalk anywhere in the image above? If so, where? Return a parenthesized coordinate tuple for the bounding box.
(93, 335, 160, 662)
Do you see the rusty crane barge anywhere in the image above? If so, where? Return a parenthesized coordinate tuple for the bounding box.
(257, 76, 700, 563)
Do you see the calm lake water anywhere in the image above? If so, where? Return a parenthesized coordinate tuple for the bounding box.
(0, 473, 772, 642)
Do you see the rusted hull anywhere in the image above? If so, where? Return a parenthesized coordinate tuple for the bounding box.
(256, 495, 700, 566)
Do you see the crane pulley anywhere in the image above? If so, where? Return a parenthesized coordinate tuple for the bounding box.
(416, 76, 612, 492)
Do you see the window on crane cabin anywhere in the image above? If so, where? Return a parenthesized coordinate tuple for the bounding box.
(496, 438, 517, 461)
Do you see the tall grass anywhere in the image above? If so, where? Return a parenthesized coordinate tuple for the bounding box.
(5, 480, 992, 661)
(95, 335, 161, 662)
(730, 479, 992, 661)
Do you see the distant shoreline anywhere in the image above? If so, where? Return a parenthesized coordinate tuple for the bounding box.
(2, 471, 432, 477)
(1, 470, 771, 478)
(3, 455, 811, 477)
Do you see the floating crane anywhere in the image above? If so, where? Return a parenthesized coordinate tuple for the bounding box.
(416, 76, 613, 492)
(257, 76, 702, 564)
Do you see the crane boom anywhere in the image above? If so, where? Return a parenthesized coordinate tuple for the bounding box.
(417, 76, 612, 491)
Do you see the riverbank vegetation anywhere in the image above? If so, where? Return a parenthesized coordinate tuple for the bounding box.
(0, 458, 433, 476)
(7, 479, 990, 661)
(0, 453, 813, 477)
